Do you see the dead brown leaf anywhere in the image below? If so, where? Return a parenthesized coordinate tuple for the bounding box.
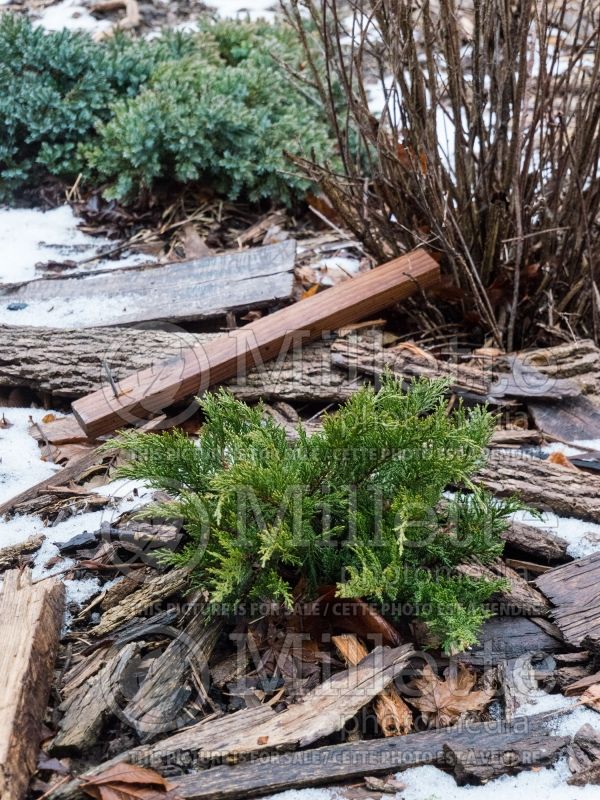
(404, 663, 494, 728)
(547, 451, 579, 471)
(81, 763, 178, 800)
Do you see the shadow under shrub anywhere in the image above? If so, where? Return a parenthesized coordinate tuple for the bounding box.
(110, 377, 522, 654)
(0, 15, 334, 204)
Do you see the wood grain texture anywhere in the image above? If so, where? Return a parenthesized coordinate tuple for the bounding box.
(0, 326, 356, 404)
(475, 450, 600, 523)
(0, 570, 65, 800)
(72, 249, 439, 438)
(535, 552, 600, 646)
(0, 241, 296, 328)
(48, 644, 416, 799)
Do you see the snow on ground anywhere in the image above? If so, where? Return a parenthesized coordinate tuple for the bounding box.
(35, 0, 112, 33)
(0, 205, 151, 285)
(0, 407, 62, 505)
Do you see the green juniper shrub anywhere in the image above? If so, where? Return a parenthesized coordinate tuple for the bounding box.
(110, 377, 521, 654)
(0, 14, 333, 203)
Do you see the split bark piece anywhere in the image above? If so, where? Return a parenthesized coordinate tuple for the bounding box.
(52, 642, 141, 754)
(98, 711, 567, 800)
(90, 568, 189, 638)
(0, 533, 45, 570)
(331, 337, 491, 399)
(29, 415, 90, 446)
(332, 634, 412, 736)
(455, 559, 549, 616)
(498, 655, 539, 721)
(0, 570, 64, 800)
(568, 724, 600, 785)
(124, 614, 222, 741)
(476, 450, 600, 523)
(564, 669, 600, 696)
(50, 644, 415, 798)
(445, 731, 567, 784)
(0, 326, 356, 404)
(501, 520, 571, 565)
(535, 552, 600, 646)
(510, 339, 600, 396)
(0, 241, 296, 329)
(457, 616, 563, 667)
(529, 395, 600, 443)
(71, 249, 439, 438)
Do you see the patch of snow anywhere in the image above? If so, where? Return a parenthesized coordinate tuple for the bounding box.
(0, 206, 152, 285)
(64, 574, 101, 606)
(0, 407, 61, 507)
(208, 0, 277, 21)
(35, 0, 111, 33)
(511, 506, 600, 559)
(0, 292, 142, 328)
(516, 690, 577, 717)
(313, 256, 362, 286)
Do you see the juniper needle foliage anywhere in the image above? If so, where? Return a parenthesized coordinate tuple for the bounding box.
(114, 378, 519, 653)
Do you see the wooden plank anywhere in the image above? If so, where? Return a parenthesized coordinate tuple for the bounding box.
(535, 552, 600, 646)
(0, 241, 296, 328)
(72, 250, 439, 438)
(0, 570, 64, 800)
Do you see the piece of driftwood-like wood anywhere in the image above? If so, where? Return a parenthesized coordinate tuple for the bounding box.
(445, 730, 568, 784)
(535, 552, 600, 647)
(0, 326, 357, 403)
(0, 533, 45, 570)
(90, 568, 190, 637)
(509, 339, 600, 396)
(502, 520, 571, 564)
(52, 642, 141, 754)
(113, 712, 567, 800)
(0, 570, 65, 800)
(455, 559, 549, 616)
(72, 250, 439, 438)
(125, 613, 222, 740)
(0, 241, 296, 328)
(528, 395, 600, 443)
(49, 644, 415, 799)
(475, 450, 600, 523)
(457, 616, 562, 667)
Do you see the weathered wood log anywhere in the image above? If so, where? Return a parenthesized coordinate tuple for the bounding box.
(502, 520, 571, 564)
(445, 731, 568, 784)
(48, 644, 416, 799)
(511, 339, 600, 396)
(0, 326, 356, 404)
(124, 613, 222, 741)
(535, 552, 600, 647)
(476, 450, 600, 523)
(72, 250, 439, 438)
(568, 724, 600, 785)
(331, 339, 580, 401)
(0, 241, 296, 328)
(108, 712, 567, 800)
(0, 570, 64, 800)
(52, 642, 141, 754)
(90, 568, 190, 637)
